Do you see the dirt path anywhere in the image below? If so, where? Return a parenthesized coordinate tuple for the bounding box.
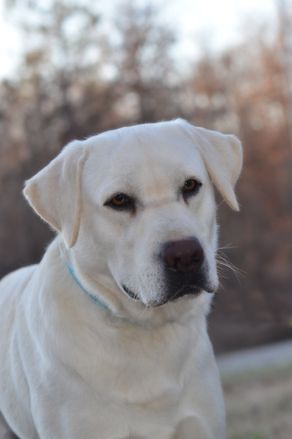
(217, 339, 292, 376)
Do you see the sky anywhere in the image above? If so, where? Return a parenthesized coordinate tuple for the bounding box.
(165, 0, 277, 55)
(0, 0, 278, 79)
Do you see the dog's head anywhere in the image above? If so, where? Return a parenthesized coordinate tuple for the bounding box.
(24, 119, 242, 308)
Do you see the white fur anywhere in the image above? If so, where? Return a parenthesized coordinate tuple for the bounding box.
(0, 120, 242, 438)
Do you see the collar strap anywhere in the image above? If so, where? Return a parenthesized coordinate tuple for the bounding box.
(65, 262, 145, 327)
(66, 263, 110, 312)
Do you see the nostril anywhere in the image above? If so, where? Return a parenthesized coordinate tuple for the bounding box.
(161, 238, 204, 273)
(192, 246, 204, 264)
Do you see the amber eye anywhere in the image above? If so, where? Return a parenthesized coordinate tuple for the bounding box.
(105, 193, 134, 211)
(182, 178, 202, 198)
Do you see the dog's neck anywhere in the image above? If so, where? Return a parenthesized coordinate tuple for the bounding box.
(66, 262, 110, 312)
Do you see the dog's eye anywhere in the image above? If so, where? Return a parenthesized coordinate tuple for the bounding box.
(182, 178, 202, 198)
(105, 193, 135, 211)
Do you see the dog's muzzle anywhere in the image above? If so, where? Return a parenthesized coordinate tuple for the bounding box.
(160, 237, 211, 303)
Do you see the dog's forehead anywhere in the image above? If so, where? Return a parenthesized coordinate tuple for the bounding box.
(86, 122, 207, 188)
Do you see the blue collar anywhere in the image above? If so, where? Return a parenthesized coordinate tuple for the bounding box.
(65, 263, 145, 327)
(66, 264, 110, 312)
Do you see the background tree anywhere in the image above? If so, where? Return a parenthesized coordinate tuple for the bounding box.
(1, 0, 291, 352)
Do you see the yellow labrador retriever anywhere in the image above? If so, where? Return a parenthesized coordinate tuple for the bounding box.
(0, 119, 242, 439)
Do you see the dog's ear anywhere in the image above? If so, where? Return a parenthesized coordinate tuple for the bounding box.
(177, 119, 243, 211)
(23, 141, 88, 248)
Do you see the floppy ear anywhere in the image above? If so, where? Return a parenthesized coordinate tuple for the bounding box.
(177, 119, 243, 211)
(23, 140, 88, 248)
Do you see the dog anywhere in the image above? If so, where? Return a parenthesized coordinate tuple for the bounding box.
(0, 119, 242, 439)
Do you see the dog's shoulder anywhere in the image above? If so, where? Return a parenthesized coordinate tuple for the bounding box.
(0, 265, 37, 298)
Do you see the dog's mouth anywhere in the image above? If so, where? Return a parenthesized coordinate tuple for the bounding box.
(122, 284, 140, 301)
(121, 283, 210, 307)
(163, 267, 215, 300)
(121, 277, 215, 307)
(151, 284, 204, 307)
(169, 284, 202, 299)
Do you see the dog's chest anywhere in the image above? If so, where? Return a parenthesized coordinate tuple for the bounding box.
(78, 320, 196, 404)
(62, 323, 205, 438)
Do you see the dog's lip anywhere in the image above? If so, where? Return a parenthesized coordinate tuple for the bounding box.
(203, 283, 217, 294)
(171, 284, 202, 298)
(120, 281, 216, 305)
(169, 281, 215, 299)
(153, 283, 216, 307)
(164, 284, 202, 304)
(121, 284, 140, 301)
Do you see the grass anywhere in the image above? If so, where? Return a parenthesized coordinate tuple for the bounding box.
(223, 365, 292, 439)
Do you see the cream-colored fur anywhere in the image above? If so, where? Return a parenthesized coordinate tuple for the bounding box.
(0, 119, 242, 439)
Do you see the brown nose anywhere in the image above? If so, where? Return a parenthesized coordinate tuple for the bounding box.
(161, 238, 204, 273)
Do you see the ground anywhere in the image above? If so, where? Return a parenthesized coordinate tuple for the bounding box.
(223, 366, 292, 439)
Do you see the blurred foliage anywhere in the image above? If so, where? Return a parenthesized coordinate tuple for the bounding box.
(0, 0, 291, 351)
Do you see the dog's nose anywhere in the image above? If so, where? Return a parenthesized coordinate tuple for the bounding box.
(161, 238, 204, 273)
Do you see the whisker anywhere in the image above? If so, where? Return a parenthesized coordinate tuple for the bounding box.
(216, 250, 246, 282)
(217, 243, 238, 251)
